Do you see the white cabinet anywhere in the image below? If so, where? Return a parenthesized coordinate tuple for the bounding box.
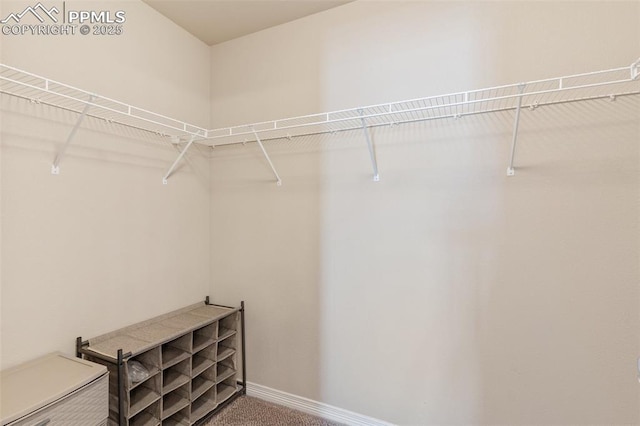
(1, 352, 109, 426)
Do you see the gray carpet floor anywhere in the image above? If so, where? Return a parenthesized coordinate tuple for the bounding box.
(203, 396, 344, 426)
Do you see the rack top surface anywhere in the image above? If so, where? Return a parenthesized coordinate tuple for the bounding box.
(0, 352, 107, 425)
(84, 302, 238, 360)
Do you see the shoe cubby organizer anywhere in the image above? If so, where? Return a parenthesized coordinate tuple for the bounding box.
(77, 298, 246, 426)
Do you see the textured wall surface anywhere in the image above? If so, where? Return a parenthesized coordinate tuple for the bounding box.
(1, 0, 211, 369)
(209, 2, 640, 424)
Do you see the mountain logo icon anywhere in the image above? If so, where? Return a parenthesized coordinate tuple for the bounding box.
(1, 2, 59, 24)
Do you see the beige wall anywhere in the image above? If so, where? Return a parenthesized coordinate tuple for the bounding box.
(1, 0, 638, 423)
(0, 0, 211, 368)
(209, 1, 640, 424)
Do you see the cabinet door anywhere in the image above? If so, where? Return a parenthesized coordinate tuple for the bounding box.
(8, 374, 108, 426)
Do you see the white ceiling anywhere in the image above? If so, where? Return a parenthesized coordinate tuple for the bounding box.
(143, 0, 352, 46)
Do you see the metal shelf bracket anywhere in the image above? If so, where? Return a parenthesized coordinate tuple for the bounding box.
(507, 84, 526, 177)
(162, 132, 202, 184)
(252, 129, 282, 186)
(51, 95, 94, 175)
(359, 110, 380, 182)
(631, 58, 640, 80)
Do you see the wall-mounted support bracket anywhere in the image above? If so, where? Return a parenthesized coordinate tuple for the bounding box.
(359, 110, 380, 182)
(51, 95, 94, 175)
(163, 132, 200, 184)
(507, 84, 526, 177)
(252, 129, 282, 186)
(631, 58, 640, 80)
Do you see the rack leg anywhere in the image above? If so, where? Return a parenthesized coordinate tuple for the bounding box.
(117, 349, 125, 426)
(75, 337, 83, 358)
(240, 300, 247, 395)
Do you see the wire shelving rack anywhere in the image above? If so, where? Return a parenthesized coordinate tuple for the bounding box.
(1, 58, 638, 183)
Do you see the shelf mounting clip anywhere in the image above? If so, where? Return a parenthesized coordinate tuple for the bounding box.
(163, 131, 202, 184)
(631, 58, 640, 80)
(359, 109, 380, 182)
(507, 83, 526, 177)
(252, 128, 282, 186)
(51, 95, 95, 175)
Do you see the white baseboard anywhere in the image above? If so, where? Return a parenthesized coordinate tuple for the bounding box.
(246, 381, 395, 426)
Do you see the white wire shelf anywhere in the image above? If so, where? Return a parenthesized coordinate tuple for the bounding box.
(1, 58, 638, 182)
(206, 58, 640, 147)
(3, 60, 637, 148)
(0, 63, 208, 140)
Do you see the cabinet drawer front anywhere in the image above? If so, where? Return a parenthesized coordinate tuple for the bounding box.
(8, 374, 108, 426)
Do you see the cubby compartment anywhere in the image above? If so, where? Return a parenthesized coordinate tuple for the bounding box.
(161, 406, 190, 426)
(162, 334, 192, 369)
(162, 358, 190, 394)
(216, 375, 237, 405)
(193, 322, 217, 353)
(217, 313, 238, 341)
(129, 399, 160, 426)
(190, 388, 217, 424)
(216, 334, 236, 362)
(191, 364, 216, 402)
(216, 356, 236, 384)
(127, 347, 161, 390)
(126, 374, 161, 419)
(192, 342, 216, 378)
(162, 383, 190, 420)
